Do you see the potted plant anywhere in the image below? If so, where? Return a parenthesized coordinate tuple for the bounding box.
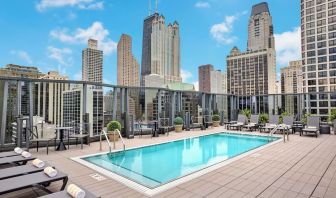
(241, 108, 251, 121)
(174, 117, 183, 132)
(212, 114, 220, 127)
(107, 121, 121, 141)
(328, 109, 336, 133)
(259, 113, 269, 125)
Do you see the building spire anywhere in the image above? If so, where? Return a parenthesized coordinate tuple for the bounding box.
(155, 0, 158, 13)
(148, 0, 152, 16)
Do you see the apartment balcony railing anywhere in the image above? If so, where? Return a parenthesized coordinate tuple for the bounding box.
(0, 76, 335, 149)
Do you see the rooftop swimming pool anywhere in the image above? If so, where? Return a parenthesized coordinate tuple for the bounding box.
(79, 132, 279, 193)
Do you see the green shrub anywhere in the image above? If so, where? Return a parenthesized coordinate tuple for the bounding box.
(259, 113, 269, 124)
(107, 121, 121, 132)
(174, 117, 183, 125)
(329, 109, 336, 122)
(212, 114, 220, 122)
(240, 108, 251, 119)
(279, 111, 291, 123)
(301, 113, 311, 125)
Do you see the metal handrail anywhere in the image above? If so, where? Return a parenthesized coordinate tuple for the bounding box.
(268, 124, 289, 143)
(100, 130, 112, 154)
(114, 129, 125, 152)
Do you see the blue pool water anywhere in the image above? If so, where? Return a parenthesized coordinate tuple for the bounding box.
(83, 133, 279, 188)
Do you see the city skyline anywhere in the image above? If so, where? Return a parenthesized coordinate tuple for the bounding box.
(0, 0, 300, 88)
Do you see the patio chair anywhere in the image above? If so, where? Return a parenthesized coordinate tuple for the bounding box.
(229, 114, 247, 131)
(190, 116, 205, 130)
(30, 124, 57, 155)
(243, 115, 259, 132)
(0, 169, 68, 195)
(260, 115, 279, 133)
(203, 115, 213, 128)
(69, 123, 90, 149)
(159, 118, 171, 136)
(0, 163, 52, 180)
(302, 116, 320, 138)
(39, 184, 99, 198)
(0, 155, 36, 166)
(134, 122, 154, 138)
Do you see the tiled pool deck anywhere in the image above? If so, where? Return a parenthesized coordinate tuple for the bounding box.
(4, 128, 336, 198)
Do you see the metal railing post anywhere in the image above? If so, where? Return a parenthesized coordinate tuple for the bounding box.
(1, 81, 8, 148)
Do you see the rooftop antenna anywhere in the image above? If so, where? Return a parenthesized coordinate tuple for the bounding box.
(155, 0, 158, 13)
(148, 0, 152, 16)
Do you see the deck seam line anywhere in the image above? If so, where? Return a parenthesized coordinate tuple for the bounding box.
(309, 146, 336, 198)
(201, 142, 284, 197)
(254, 138, 325, 197)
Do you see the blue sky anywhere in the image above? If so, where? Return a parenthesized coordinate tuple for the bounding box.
(0, 0, 301, 87)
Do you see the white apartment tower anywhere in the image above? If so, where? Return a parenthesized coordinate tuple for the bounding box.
(301, 0, 336, 116)
(82, 39, 103, 84)
(117, 34, 140, 87)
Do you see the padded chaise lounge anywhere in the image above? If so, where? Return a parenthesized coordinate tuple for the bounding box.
(243, 115, 259, 131)
(302, 116, 320, 138)
(0, 151, 21, 158)
(0, 170, 68, 195)
(229, 115, 247, 131)
(260, 115, 279, 133)
(0, 155, 35, 166)
(39, 185, 99, 198)
(0, 163, 51, 180)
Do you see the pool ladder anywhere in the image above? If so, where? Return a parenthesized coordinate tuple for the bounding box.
(100, 130, 126, 154)
(268, 125, 289, 143)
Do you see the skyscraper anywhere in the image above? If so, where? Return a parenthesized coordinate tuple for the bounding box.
(117, 34, 140, 87)
(141, 13, 181, 86)
(198, 64, 226, 94)
(247, 2, 275, 51)
(37, 71, 69, 126)
(301, 0, 336, 116)
(280, 60, 303, 114)
(198, 64, 214, 93)
(281, 60, 303, 94)
(82, 39, 103, 84)
(227, 2, 276, 96)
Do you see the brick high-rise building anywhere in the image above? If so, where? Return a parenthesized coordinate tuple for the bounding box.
(117, 34, 140, 87)
(198, 64, 213, 93)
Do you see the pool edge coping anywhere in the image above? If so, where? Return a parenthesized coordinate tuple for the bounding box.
(71, 131, 283, 197)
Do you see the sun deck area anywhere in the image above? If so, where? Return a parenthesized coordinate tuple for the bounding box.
(4, 128, 336, 198)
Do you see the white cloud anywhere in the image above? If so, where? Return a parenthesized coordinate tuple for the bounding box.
(47, 46, 73, 66)
(274, 27, 301, 66)
(210, 15, 237, 45)
(78, 1, 103, 10)
(36, 0, 104, 11)
(181, 69, 193, 82)
(50, 21, 117, 55)
(10, 50, 33, 64)
(195, 1, 210, 8)
(193, 81, 199, 91)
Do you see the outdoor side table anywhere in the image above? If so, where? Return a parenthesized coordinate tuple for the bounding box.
(55, 127, 73, 151)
